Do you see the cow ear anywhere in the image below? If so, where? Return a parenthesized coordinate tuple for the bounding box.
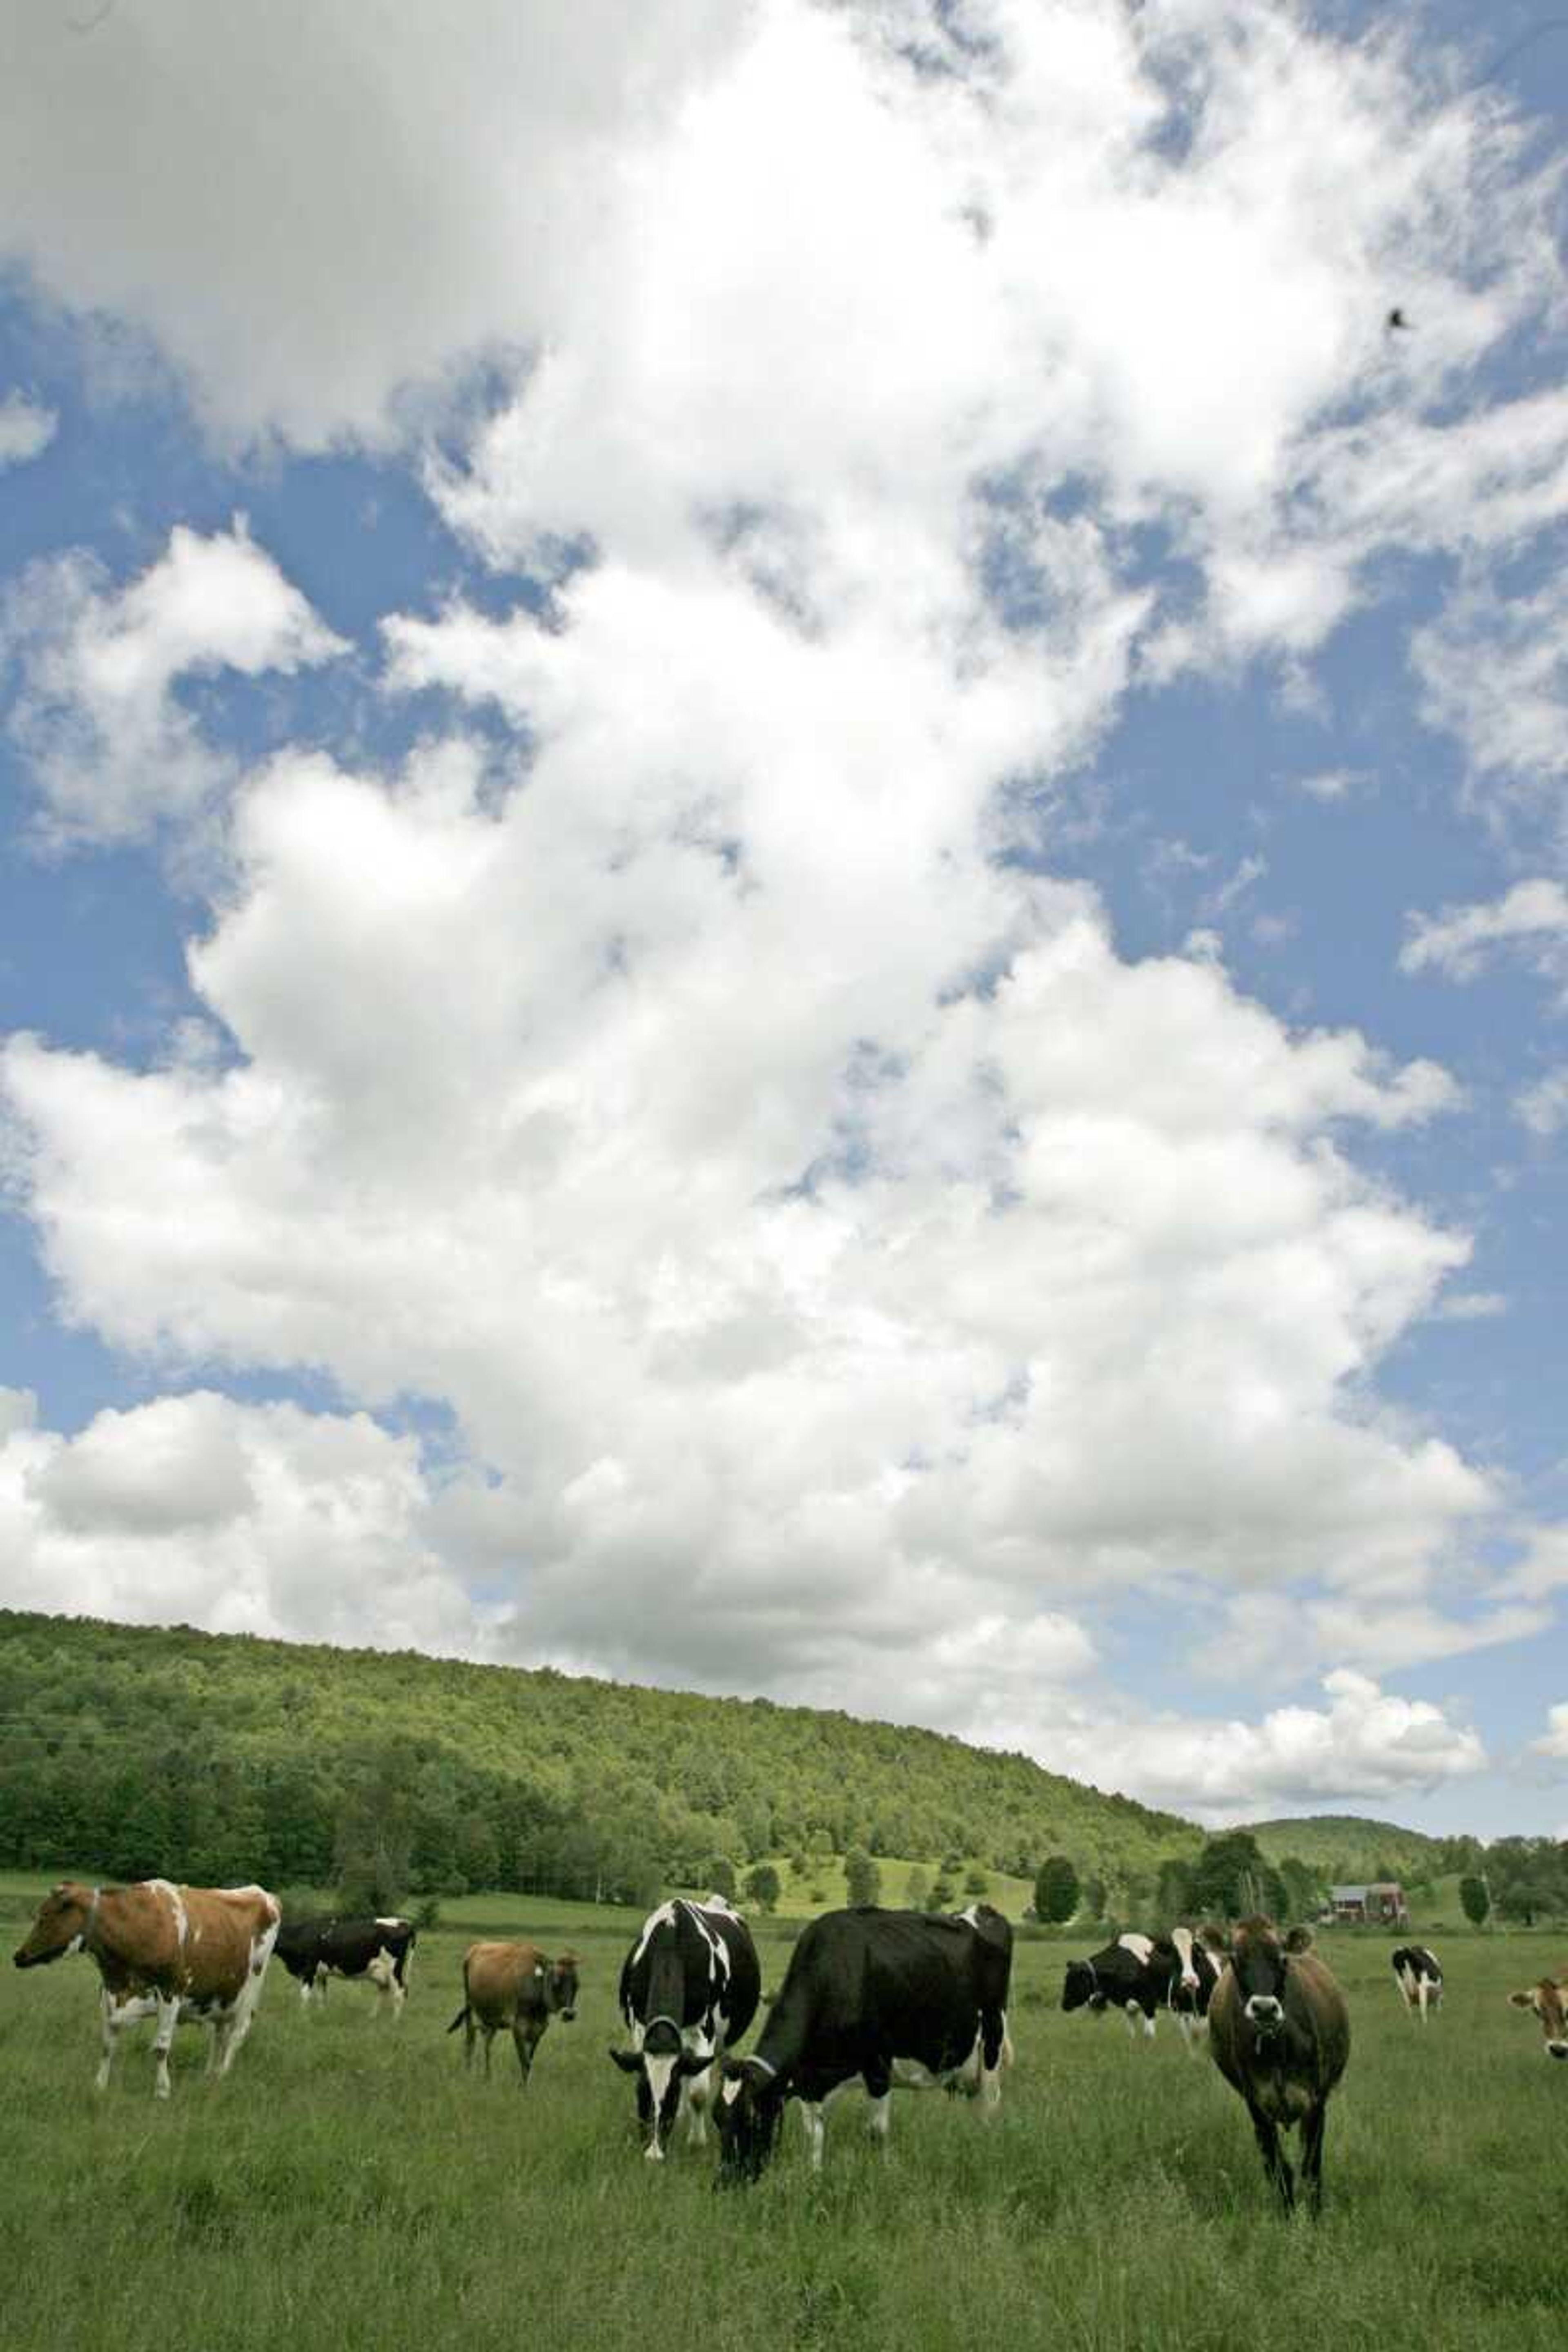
(1507, 1990, 1537, 2010)
(1283, 1926, 1314, 1955)
(720, 2055, 748, 2081)
(676, 2050, 713, 2078)
(608, 2045, 643, 2071)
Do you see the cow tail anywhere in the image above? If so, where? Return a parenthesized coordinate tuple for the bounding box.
(446, 2004, 470, 2035)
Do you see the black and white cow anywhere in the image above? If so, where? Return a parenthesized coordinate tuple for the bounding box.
(715, 1904, 1013, 2184)
(1391, 1944, 1443, 2023)
(1164, 1925, 1226, 2054)
(1060, 1932, 1177, 2041)
(609, 1895, 761, 2161)
(274, 1915, 416, 2013)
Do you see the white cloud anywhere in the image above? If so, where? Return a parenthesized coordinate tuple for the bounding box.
(2, 520, 345, 845)
(0, 1391, 476, 1653)
(979, 1669, 1487, 1823)
(0, 392, 56, 469)
(1535, 1703, 1568, 1761)
(1516, 1068, 1568, 1137)
(1400, 879, 1568, 987)
(1412, 575, 1568, 802)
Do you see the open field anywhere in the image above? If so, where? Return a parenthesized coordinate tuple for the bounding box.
(2, 1874, 1563, 2352)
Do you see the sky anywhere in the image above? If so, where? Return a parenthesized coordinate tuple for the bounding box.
(1, 0, 1566, 1839)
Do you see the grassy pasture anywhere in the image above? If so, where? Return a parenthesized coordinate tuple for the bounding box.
(2, 1875, 1563, 2352)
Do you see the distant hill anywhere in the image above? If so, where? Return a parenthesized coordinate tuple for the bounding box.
(0, 1609, 1201, 1904)
(1241, 1814, 1469, 1884)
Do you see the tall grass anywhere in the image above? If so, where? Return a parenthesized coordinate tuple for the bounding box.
(2, 1877, 1561, 2350)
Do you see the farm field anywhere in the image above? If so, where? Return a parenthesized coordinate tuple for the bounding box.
(2, 1875, 1562, 2352)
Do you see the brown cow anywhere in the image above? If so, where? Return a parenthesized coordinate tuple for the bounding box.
(13, 1878, 281, 2099)
(447, 1940, 580, 2087)
(1507, 1974, 1568, 2059)
(1208, 1919, 1350, 2216)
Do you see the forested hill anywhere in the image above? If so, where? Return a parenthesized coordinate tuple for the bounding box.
(1245, 1814, 1472, 1882)
(0, 1609, 1201, 1902)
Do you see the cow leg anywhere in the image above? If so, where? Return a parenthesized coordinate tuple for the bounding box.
(684, 2063, 715, 2149)
(798, 2101, 826, 2171)
(512, 2024, 536, 2089)
(979, 2009, 1007, 2114)
(1123, 2001, 1140, 2041)
(481, 2024, 494, 2080)
(1299, 2101, 1328, 2216)
(152, 1995, 181, 2100)
(1247, 2101, 1295, 2215)
(96, 1994, 123, 2092)
(863, 2057, 893, 2153)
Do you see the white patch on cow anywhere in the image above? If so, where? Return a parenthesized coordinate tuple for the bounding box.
(721, 2076, 742, 2107)
(643, 2050, 677, 2160)
(889, 2056, 942, 2090)
(630, 1901, 679, 1971)
(1117, 1933, 1154, 1964)
(1170, 1926, 1199, 1992)
(800, 2101, 826, 2170)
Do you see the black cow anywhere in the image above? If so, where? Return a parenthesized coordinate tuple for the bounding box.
(1209, 1918, 1350, 2216)
(715, 1903, 1013, 2185)
(1391, 1944, 1443, 2024)
(274, 1914, 416, 2013)
(1061, 1931, 1177, 2041)
(609, 1895, 760, 2161)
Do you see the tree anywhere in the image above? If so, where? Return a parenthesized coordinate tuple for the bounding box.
(963, 1866, 990, 1897)
(845, 1846, 881, 1906)
(1459, 1873, 1490, 1927)
(1080, 1875, 1107, 1923)
(1188, 1831, 1285, 1922)
(743, 1863, 781, 1913)
(1035, 1855, 1080, 1924)
(927, 1876, 954, 1911)
(708, 1855, 738, 1900)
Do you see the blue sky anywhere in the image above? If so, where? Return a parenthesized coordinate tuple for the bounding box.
(2, 0, 1567, 1837)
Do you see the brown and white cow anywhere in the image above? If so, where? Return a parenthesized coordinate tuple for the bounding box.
(13, 1878, 281, 2099)
(447, 1940, 580, 2087)
(1507, 1973, 1568, 2060)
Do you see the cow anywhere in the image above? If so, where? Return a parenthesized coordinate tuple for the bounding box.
(1060, 1931, 1177, 2041)
(608, 1894, 761, 2162)
(715, 1903, 1013, 2185)
(1506, 1973, 1568, 2059)
(1208, 1918, 1350, 2216)
(447, 1941, 580, 2086)
(12, 1878, 281, 2100)
(274, 1915, 416, 2013)
(1390, 1944, 1443, 2024)
(1164, 1925, 1226, 2054)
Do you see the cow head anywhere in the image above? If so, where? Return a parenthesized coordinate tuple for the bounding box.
(608, 2022, 715, 2154)
(13, 1882, 96, 1969)
(1228, 1917, 1311, 2045)
(1507, 1978, 1568, 2060)
(714, 2055, 786, 2187)
(547, 1953, 580, 2020)
(1060, 1959, 1099, 2014)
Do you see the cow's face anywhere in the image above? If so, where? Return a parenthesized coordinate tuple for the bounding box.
(609, 2022, 713, 2150)
(1060, 1960, 1098, 2014)
(13, 1883, 94, 1969)
(715, 2057, 785, 2186)
(1228, 1917, 1298, 2037)
(1508, 1980, 1568, 2060)
(548, 1955, 579, 2020)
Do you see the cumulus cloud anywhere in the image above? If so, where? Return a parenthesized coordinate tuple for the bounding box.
(948, 1668, 1488, 1823)
(1516, 1068, 1568, 1137)
(1535, 1702, 1568, 1762)
(3, 2, 1563, 1813)
(0, 1390, 475, 1654)
(0, 392, 56, 469)
(1400, 880, 1568, 987)
(2, 520, 345, 846)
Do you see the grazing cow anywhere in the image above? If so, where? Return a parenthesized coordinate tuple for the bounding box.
(12, 1878, 281, 2100)
(715, 1904, 1013, 2185)
(609, 1895, 761, 2161)
(448, 1941, 579, 2086)
(1164, 1925, 1226, 2054)
(1391, 1944, 1443, 2024)
(1507, 1973, 1568, 2059)
(274, 1915, 416, 2013)
(1208, 1919, 1350, 2216)
(1060, 1932, 1178, 2041)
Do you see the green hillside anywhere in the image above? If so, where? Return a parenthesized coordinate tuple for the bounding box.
(0, 1609, 1200, 1906)
(1245, 1813, 1478, 1884)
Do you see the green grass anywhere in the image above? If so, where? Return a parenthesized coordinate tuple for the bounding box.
(2, 1872, 1563, 2351)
